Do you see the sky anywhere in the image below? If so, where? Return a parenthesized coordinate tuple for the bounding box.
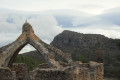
(0, 0, 120, 53)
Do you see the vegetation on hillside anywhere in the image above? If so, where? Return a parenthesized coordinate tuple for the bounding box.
(51, 30, 120, 78)
(72, 53, 89, 63)
(104, 55, 120, 77)
(13, 55, 44, 71)
(104, 39, 120, 77)
(115, 39, 120, 48)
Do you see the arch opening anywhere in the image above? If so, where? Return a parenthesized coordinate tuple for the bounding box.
(11, 44, 46, 71)
(8, 42, 28, 67)
(8, 43, 47, 70)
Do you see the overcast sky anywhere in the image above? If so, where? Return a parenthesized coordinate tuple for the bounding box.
(0, 0, 120, 53)
(0, 0, 120, 15)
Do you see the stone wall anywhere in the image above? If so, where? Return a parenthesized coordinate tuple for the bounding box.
(78, 68, 90, 80)
(10, 63, 28, 80)
(0, 67, 15, 80)
(36, 61, 71, 69)
(29, 68, 73, 80)
(28, 61, 104, 80)
(75, 61, 104, 80)
(0, 61, 103, 80)
(36, 63, 49, 69)
(89, 62, 104, 80)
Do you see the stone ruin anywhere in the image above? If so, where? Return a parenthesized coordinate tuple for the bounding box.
(0, 22, 104, 80)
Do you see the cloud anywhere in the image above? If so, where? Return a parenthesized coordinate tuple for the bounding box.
(28, 15, 63, 43)
(50, 10, 91, 28)
(0, 10, 63, 53)
(0, 33, 20, 47)
(100, 7, 120, 26)
(20, 44, 36, 53)
(63, 7, 120, 39)
(0, 8, 120, 53)
(0, 0, 120, 15)
(0, 10, 63, 43)
(64, 24, 120, 39)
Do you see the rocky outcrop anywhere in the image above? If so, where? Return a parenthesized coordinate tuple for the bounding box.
(51, 30, 120, 61)
(50, 30, 120, 77)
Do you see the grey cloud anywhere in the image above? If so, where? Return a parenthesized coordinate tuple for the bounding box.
(100, 7, 120, 26)
(79, 4, 105, 9)
(0, 34, 20, 47)
(0, 8, 120, 52)
(0, 9, 63, 47)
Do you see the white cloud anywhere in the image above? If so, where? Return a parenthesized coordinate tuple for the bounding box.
(64, 24, 120, 39)
(0, 0, 120, 15)
(0, 34, 20, 47)
(28, 15, 63, 43)
(69, 10, 120, 39)
(72, 16, 100, 27)
(0, 10, 63, 53)
(20, 44, 35, 54)
(0, 8, 120, 53)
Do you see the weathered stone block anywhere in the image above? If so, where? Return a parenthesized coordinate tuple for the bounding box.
(0, 67, 15, 80)
(10, 63, 28, 80)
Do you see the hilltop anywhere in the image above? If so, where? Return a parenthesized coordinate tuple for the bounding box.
(51, 30, 120, 77)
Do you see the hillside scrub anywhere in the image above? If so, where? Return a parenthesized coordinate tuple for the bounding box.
(13, 55, 44, 71)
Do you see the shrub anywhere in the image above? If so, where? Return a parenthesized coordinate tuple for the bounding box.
(14, 55, 44, 71)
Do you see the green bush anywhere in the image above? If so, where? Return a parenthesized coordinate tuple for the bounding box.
(115, 39, 120, 48)
(105, 65, 120, 75)
(72, 53, 89, 63)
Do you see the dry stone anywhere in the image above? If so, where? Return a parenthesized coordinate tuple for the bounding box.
(10, 63, 28, 80)
(0, 67, 15, 80)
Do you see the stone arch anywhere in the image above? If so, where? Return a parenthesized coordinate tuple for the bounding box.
(0, 22, 73, 68)
(7, 41, 28, 67)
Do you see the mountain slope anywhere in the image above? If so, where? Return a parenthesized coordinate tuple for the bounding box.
(51, 30, 120, 61)
(50, 30, 120, 77)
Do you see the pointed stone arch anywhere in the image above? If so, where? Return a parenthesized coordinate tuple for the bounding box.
(0, 22, 73, 68)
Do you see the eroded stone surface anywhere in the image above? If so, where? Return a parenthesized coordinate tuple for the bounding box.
(10, 63, 28, 80)
(0, 67, 15, 80)
(28, 61, 103, 80)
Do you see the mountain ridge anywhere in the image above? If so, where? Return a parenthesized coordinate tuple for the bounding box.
(50, 30, 120, 77)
